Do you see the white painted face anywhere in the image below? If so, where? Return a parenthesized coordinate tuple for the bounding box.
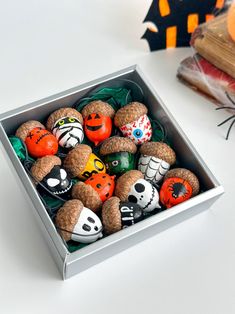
(119, 114, 152, 145)
(127, 178, 160, 212)
(52, 116, 84, 148)
(71, 207, 103, 244)
(138, 154, 170, 184)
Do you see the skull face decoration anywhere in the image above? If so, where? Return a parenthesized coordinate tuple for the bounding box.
(42, 165, 72, 195)
(114, 102, 152, 145)
(56, 200, 103, 244)
(138, 142, 176, 185)
(115, 170, 161, 214)
(46, 107, 84, 149)
(52, 117, 84, 148)
(127, 178, 160, 212)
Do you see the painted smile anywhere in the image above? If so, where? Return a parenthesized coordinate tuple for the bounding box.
(86, 125, 102, 131)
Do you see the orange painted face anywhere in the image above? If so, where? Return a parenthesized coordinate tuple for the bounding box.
(84, 113, 112, 146)
(85, 173, 115, 202)
(25, 127, 58, 158)
(160, 177, 192, 208)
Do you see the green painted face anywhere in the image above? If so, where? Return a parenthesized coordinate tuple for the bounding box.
(104, 152, 135, 175)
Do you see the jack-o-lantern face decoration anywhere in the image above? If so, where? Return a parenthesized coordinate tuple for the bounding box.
(160, 177, 192, 208)
(84, 113, 112, 146)
(85, 173, 115, 202)
(25, 127, 58, 158)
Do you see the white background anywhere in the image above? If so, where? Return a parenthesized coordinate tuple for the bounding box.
(0, 1, 235, 313)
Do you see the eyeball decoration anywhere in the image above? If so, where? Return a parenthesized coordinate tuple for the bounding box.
(63, 144, 106, 180)
(138, 142, 176, 184)
(30, 155, 72, 195)
(160, 168, 200, 208)
(46, 108, 84, 149)
(114, 102, 152, 145)
(72, 173, 115, 212)
(100, 137, 137, 176)
(15, 120, 58, 158)
(56, 200, 103, 244)
(115, 170, 161, 213)
(102, 196, 144, 235)
(81, 100, 115, 146)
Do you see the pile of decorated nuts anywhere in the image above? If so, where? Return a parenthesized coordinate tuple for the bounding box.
(14, 100, 200, 245)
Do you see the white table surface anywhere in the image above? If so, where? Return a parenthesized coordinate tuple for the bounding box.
(0, 1, 235, 313)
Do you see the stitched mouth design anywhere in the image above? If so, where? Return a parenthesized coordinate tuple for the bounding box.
(53, 181, 72, 195)
(142, 185, 155, 211)
(36, 132, 51, 144)
(86, 125, 102, 131)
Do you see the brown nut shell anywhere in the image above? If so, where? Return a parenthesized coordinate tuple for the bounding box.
(55, 199, 83, 242)
(30, 155, 61, 182)
(63, 144, 92, 178)
(81, 100, 115, 119)
(100, 136, 137, 156)
(115, 170, 144, 202)
(46, 107, 83, 130)
(164, 168, 200, 196)
(15, 120, 45, 141)
(102, 197, 121, 235)
(114, 102, 148, 127)
(72, 182, 102, 212)
(140, 142, 176, 165)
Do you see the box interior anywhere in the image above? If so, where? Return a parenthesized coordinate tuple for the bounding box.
(0, 67, 219, 259)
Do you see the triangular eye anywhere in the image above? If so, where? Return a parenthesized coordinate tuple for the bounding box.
(47, 178, 60, 187)
(60, 169, 67, 180)
(94, 113, 100, 119)
(87, 115, 92, 120)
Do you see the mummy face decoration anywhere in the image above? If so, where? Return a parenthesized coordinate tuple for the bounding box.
(119, 114, 152, 145)
(42, 165, 72, 195)
(71, 207, 103, 243)
(127, 178, 160, 212)
(52, 117, 84, 148)
(138, 155, 170, 184)
(119, 202, 143, 228)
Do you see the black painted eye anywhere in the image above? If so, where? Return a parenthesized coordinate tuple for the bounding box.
(88, 217, 95, 223)
(94, 226, 98, 231)
(135, 183, 145, 193)
(96, 183, 101, 188)
(82, 224, 91, 232)
(128, 195, 138, 203)
(94, 113, 100, 119)
(87, 115, 92, 120)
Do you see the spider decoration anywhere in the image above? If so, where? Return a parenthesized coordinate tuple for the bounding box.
(216, 92, 235, 140)
(160, 177, 192, 208)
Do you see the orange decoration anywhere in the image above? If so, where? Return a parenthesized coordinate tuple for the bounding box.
(84, 113, 112, 146)
(159, 0, 170, 17)
(216, 0, 225, 9)
(187, 14, 199, 33)
(85, 173, 115, 202)
(166, 26, 177, 48)
(25, 127, 58, 158)
(160, 177, 192, 208)
(228, 3, 235, 42)
(206, 14, 215, 22)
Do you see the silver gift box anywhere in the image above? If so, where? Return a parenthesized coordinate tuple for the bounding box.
(0, 65, 224, 279)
